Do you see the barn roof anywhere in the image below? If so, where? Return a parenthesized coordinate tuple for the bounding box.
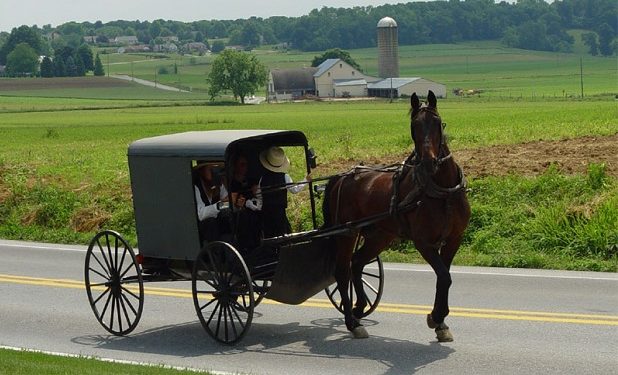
(368, 77, 423, 89)
(313, 58, 341, 77)
(270, 67, 318, 91)
(333, 79, 367, 87)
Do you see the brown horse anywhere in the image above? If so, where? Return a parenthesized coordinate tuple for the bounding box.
(323, 90, 470, 341)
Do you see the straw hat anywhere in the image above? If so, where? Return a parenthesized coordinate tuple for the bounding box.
(259, 146, 290, 173)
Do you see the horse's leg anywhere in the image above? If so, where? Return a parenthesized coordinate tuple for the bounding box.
(350, 232, 392, 319)
(334, 235, 368, 338)
(426, 233, 465, 341)
(416, 240, 456, 342)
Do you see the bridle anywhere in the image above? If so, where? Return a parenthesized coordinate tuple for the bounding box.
(409, 106, 452, 172)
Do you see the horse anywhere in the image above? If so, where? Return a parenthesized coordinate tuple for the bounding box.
(322, 90, 471, 341)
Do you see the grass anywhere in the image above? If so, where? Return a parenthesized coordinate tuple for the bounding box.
(86, 40, 618, 97)
(0, 348, 210, 375)
(0, 97, 616, 271)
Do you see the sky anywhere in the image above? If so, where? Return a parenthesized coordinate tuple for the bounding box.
(0, 1, 404, 33)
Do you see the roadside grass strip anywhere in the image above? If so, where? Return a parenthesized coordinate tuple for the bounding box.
(0, 346, 226, 375)
(1, 273, 617, 326)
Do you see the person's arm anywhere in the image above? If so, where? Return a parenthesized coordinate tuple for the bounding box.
(195, 186, 219, 220)
(285, 173, 310, 194)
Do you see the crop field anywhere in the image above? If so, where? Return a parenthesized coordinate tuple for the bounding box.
(0, 41, 616, 271)
(87, 41, 618, 97)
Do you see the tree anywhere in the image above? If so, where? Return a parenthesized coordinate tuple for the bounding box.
(311, 48, 362, 72)
(65, 56, 78, 76)
(54, 55, 66, 77)
(207, 49, 267, 104)
(40, 56, 54, 77)
(211, 40, 225, 53)
(77, 44, 94, 71)
(582, 32, 599, 56)
(93, 53, 105, 76)
(0, 25, 45, 64)
(597, 23, 615, 56)
(6, 43, 39, 76)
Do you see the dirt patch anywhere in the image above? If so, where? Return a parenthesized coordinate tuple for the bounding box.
(456, 134, 618, 178)
(322, 134, 618, 179)
(0, 76, 134, 91)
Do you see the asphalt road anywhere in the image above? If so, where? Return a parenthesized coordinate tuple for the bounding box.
(1, 239, 616, 375)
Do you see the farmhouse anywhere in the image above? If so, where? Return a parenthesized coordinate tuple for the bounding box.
(268, 58, 446, 101)
(114, 36, 139, 45)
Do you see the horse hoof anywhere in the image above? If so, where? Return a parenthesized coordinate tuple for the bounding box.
(426, 314, 438, 329)
(352, 326, 369, 339)
(436, 326, 454, 342)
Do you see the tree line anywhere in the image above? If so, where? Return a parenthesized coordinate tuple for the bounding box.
(0, 25, 104, 77)
(0, 0, 616, 74)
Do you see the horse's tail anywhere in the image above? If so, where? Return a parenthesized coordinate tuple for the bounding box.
(321, 175, 344, 229)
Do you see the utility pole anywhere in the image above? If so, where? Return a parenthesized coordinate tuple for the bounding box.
(580, 57, 584, 99)
(131, 60, 134, 81)
(154, 67, 157, 88)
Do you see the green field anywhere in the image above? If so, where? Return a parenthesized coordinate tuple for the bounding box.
(85, 40, 618, 97)
(0, 42, 617, 271)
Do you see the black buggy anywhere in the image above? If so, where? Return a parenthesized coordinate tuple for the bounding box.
(84, 130, 384, 344)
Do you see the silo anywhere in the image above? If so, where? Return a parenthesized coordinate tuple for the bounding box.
(377, 16, 399, 78)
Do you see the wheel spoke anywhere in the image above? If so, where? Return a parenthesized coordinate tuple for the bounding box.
(118, 295, 131, 329)
(206, 300, 221, 327)
(118, 262, 135, 279)
(227, 305, 239, 339)
(361, 278, 379, 294)
(88, 267, 110, 281)
(114, 236, 120, 273)
(199, 297, 217, 312)
(99, 290, 113, 318)
(90, 253, 110, 278)
(116, 294, 123, 332)
(120, 292, 138, 317)
(96, 238, 112, 273)
(120, 286, 141, 301)
(117, 246, 129, 278)
(362, 271, 380, 279)
(109, 293, 116, 331)
(93, 287, 111, 305)
(105, 233, 115, 271)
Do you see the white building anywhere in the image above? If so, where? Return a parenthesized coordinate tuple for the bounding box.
(268, 58, 446, 100)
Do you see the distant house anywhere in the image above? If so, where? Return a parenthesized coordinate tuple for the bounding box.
(0, 65, 6, 75)
(44, 31, 62, 41)
(152, 43, 178, 53)
(184, 42, 209, 54)
(118, 45, 151, 53)
(268, 67, 318, 101)
(83, 36, 97, 44)
(160, 36, 179, 43)
(114, 36, 139, 45)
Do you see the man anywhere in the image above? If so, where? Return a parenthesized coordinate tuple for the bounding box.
(194, 162, 229, 243)
(258, 146, 310, 238)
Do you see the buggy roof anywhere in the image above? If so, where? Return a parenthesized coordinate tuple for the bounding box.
(127, 130, 308, 159)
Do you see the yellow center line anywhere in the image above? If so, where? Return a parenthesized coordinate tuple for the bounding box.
(2, 273, 617, 326)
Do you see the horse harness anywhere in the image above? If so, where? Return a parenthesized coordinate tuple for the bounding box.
(390, 107, 468, 248)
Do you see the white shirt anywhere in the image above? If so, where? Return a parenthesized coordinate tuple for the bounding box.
(195, 183, 228, 221)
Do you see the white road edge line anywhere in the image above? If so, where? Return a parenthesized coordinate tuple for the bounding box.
(0, 345, 235, 375)
(2, 242, 616, 281)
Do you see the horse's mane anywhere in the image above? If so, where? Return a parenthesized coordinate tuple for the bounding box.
(321, 174, 344, 229)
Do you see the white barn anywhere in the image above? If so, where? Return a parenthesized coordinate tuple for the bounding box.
(367, 77, 446, 98)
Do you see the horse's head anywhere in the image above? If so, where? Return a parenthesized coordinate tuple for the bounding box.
(410, 90, 447, 174)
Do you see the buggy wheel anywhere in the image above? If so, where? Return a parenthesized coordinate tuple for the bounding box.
(252, 280, 271, 307)
(324, 256, 384, 318)
(85, 230, 144, 336)
(192, 241, 254, 344)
